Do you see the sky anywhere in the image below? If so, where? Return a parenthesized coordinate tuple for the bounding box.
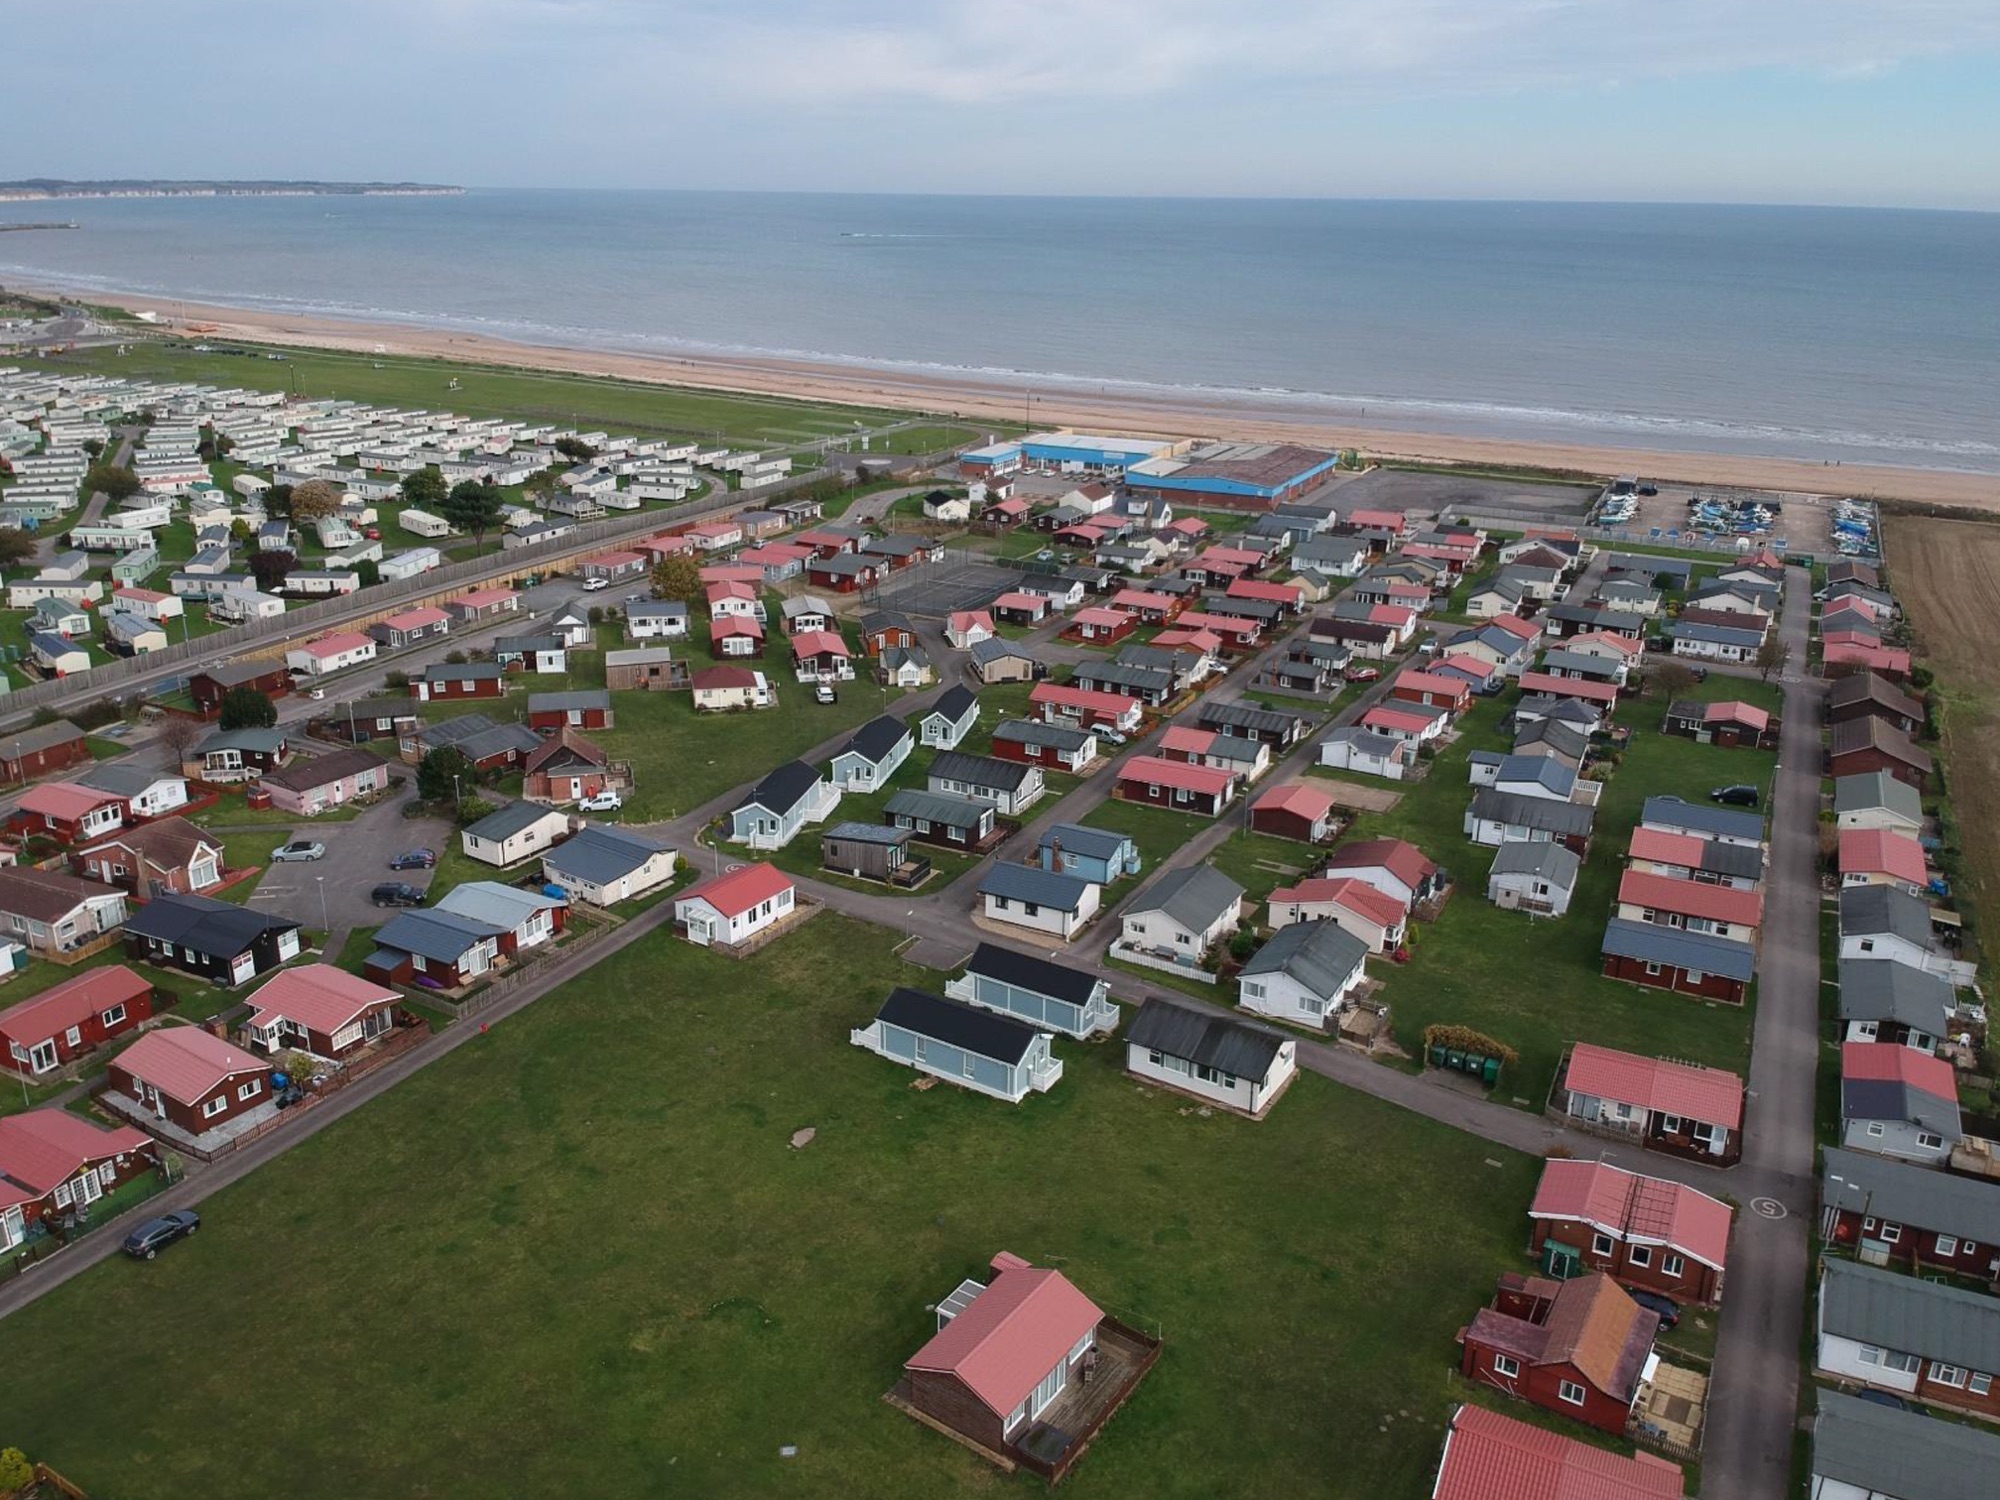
(7, 0, 2000, 209)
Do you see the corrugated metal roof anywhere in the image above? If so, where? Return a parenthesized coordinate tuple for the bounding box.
(1239, 918, 1368, 999)
(1600, 918, 1757, 982)
(1821, 1259, 2000, 1375)
(1812, 1390, 2000, 1500)
(1126, 996, 1286, 1078)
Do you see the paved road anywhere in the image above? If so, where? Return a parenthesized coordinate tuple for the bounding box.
(242, 793, 452, 934)
(1687, 570, 1822, 1500)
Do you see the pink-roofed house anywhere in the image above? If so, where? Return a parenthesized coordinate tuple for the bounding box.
(108, 1026, 274, 1139)
(710, 615, 766, 659)
(580, 548, 649, 579)
(1248, 782, 1340, 845)
(242, 964, 402, 1059)
(444, 585, 521, 623)
(0, 965, 155, 1077)
(1838, 828, 1929, 897)
(946, 610, 996, 649)
(672, 861, 796, 948)
(1062, 605, 1139, 645)
(367, 604, 452, 651)
(1431, 1404, 1681, 1500)
(1265, 875, 1408, 952)
(1528, 1157, 1734, 1305)
(1557, 1042, 1744, 1164)
(899, 1251, 1159, 1482)
(0, 1108, 159, 1248)
(1662, 697, 1778, 750)
(284, 630, 377, 678)
(11, 782, 127, 844)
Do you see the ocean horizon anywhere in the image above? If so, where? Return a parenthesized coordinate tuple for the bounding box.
(4, 189, 1997, 473)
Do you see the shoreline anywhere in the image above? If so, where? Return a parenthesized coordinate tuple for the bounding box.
(38, 281, 2000, 508)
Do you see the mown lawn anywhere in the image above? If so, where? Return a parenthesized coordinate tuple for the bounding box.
(0, 915, 1542, 1500)
(1293, 676, 1776, 1105)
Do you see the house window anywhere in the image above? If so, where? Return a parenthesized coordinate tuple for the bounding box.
(914, 1037, 926, 1063)
(1658, 1114, 1684, 1135)
(1661, 1253, 1685, 1279)
(237, 1080, 261, 1102)
(1971, 1373, 1993, 1397)
(1492, 1353, 1520, 1379)
(1643, 961, 1663, 977)
(1557, 1380, 1587, 1406)
(1024, 903, 1040, 918)
(1866, 1122, 1886, 1137)
(1242, 980, 1265, 1000)
(1879, 1223, 1902, 1243)
(1592, 1233, 1615, 1257)
(1628, 1246, 1652, 1268)
(201, 1096, 229, 1119)
(1917, 1133, 1944, 1150)
(1937, 1235, 1960, 1257)
(1691, 1122, 1717, 1145)
(992, 897, 1010, 911)
(1932, 1364, 1968, 1389)
(101, 1004, 127, 1027)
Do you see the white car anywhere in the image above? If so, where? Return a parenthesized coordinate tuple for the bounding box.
(272, 840, 327, 862)
(581, 576, 609, 592)
(579, 790, 623, 812)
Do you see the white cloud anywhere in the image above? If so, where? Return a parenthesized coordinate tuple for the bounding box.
(681, 0, 2000, 105)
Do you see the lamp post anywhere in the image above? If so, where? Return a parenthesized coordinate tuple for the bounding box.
(315, 874, 328, 933)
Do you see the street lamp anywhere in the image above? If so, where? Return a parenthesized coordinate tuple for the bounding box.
(315, 874, 328, 933)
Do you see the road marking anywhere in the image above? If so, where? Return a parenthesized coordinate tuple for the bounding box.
(1751, 1196, 1787, 1219)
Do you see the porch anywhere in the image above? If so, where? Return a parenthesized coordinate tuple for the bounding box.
(1011, 1318, 1163, 1484)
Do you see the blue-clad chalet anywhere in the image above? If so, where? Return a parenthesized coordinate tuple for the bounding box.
(851, 988, 1063, 1103)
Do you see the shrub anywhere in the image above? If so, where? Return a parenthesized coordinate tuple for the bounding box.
(0, 1446, 32, 1491)
(444, 650, 468, 666)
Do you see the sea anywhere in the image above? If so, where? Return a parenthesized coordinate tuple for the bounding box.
(3, 190, 1997, 473)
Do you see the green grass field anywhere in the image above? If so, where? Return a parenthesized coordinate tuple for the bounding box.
(1301, 676, 1777, 1105)
(45, 342, 1001, 452)
(0, 915, 1544, 1500)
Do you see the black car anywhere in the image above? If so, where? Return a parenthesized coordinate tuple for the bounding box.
(1852, 1388, 1920, 1413)
(1710, 784, 1760, 807)
(123, 1210, 201, 1260)
(371, 882, 427, 908)
(389, 848, 437, 871)
(1628, 1289, 1680, 1329)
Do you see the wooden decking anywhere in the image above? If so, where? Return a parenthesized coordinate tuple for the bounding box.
(1013, 1319, 1162, 1485)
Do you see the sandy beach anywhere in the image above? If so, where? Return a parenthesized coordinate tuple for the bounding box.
(64, 286, 2000, 509)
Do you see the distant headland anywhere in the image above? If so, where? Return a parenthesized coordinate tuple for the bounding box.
(0, 179, 464, 201)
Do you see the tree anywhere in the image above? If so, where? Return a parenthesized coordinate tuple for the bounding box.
(249, 548, 298, 594)
(649, 554, 702, 605)
(456, 794, 498, 827)
(1650, 660, 1698, 701)
(229, 517, 252, 541)
(417, 746, 475, 805)
(82, 437, 104, 458)
(0, 527, 36, 567)
(401, 465, 446, 510)
(0, 1446, 32, 1492)
(554, 435, 596, 461)
(289, 478, 342, 523)
(354, 559, 381, 588)
(85, 463, 141, 501)
(155, 713, 206, 766)
(263, 482, 294, 520)
(1756, 637, 1791, 682)
(523, 464, 562, 501)
(218, 685, 278, 731)
(440, 480, 505, 547)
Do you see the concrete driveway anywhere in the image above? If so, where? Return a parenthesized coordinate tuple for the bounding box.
(243, 794, 454, 934)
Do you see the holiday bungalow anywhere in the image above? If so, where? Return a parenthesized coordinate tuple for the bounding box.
(852, 990, 1063, 1103)
(1556, 1042, 1744, 1164)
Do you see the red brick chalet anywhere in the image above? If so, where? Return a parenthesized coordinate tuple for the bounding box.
(1457, 1272, 1661, 1436)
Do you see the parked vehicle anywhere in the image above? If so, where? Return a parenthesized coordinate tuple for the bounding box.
(371, 882, 427, 908)
(582, 576, 609, 592)
(1344, 665, 1381, 683)
(389, 848, 437, 870)
(813, 683, 837, 704)
(272, 840, 327, 862)
(1627, 1290, 1680, 1329)
(123, 1210, 201, 1260)
(1710, 784, 1760, 807)
(1092, 726, 1128, 745)
(579, 790, 623, 813)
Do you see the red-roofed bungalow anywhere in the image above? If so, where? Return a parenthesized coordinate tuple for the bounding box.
(0, 1108, 159, 1245)
(1249, 782, 1340, 845)
(1557, 1042, 1744, 1164)
(1062, 605, 1138, 645)
(898, 1251, 1160, 1483)
(1114, 755, 1240, 816)
(1528, 1157, 1733, 1305)
(1431, 1403, 1681, 1500)
(0, 965, 155, 1077)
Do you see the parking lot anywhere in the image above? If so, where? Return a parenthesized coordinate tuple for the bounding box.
(1326, 467, 1602, 527)
(244, 794, 454, 935)
(1591, 481, 1849, 557)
